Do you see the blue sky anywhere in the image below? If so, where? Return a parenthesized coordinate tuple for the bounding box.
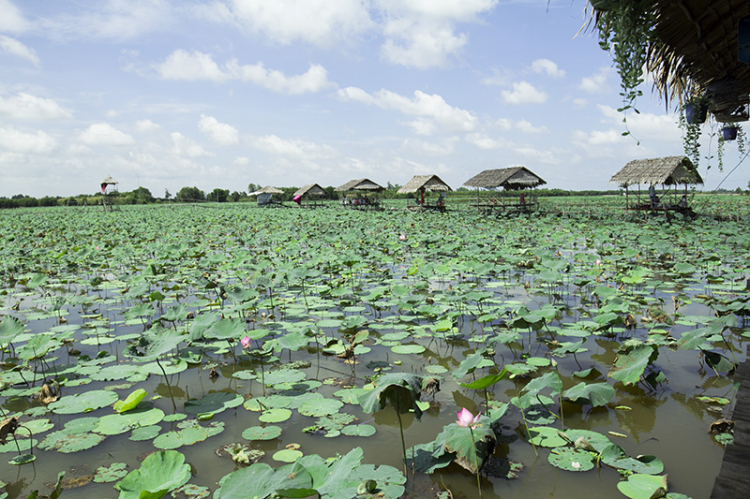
(1, 0, 747, 198)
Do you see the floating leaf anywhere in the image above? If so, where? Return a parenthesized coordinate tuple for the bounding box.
(548, 447, 595, 472)
(617, 474, 668, 499)
(242, 425, 282, 441)
(115, 450, 191, 499)
(184, 392, 243, 417)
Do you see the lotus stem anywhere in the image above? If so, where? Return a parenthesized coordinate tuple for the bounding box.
(469, 426, 482, 499)
(156, 358, 177, 412)
(395, 407, 407, 476)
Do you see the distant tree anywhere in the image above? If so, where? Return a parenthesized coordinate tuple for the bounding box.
(17, 197, 39, 207)
(248, 183, 260, 194)
(207, 188, 230, 202)
(230, 191, 245, 202)
(130, 187, 154, 204)
(175, 186, 205, 203)
(165, 189, 171, 200)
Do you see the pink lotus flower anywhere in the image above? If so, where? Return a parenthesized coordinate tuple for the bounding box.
(240, 336, 251, 348)
(595, 259, 601, 266)
(399, 233, 407, 241)
(456, 408, 480, 428)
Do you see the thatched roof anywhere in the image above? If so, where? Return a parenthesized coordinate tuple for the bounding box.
(334, 178, 384, 192)
(293, 183, 327, 198)
(249, 185, 284, 196)
(609, 156, 704, 187)
(588, 1, 750, 116)
(101, 175, 118, 185)
(463, 167, 546, 190)
(397, 175, 452, 194)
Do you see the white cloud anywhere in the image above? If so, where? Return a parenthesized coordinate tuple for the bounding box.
(579, 67, 611, 94)
(156, 50, 228, 82)
(377, 0, 496, 68)
(79, 123, 134, 146)
(0, 35, 39, 65)
(233, 156, 250, 165)
(597, 104, 681, 142)
(171, 132, 213, 158)
(42, 0, 173, 41)
(250, 134, 337, 159)
(0, 0, 29, 32)
(531, 58, 564, 78)
(465, 133, 510, 150)
(515, 120, 549, 134)
(402, 137, 457, 156)
(198, 115, 239, 146)
(338, 87, 477, 135)
(0, 92, 70, 120)
(155, 50, 334, 93)
(479, 68, 512, 87)
(222, 0, 373, 46)
(227, 61, 334, 94)
(0, 126, 56, 153)
(501, 81, 547, 105)
(381, 19, 467, 69)
(135, 119, 160, 132)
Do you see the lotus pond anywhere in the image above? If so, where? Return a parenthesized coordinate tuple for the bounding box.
(1, 202, 749, 499)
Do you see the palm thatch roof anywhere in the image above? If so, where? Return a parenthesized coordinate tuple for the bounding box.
(249, 185, 284, 196)
(397, 175, 452, 194)
(588, 1, 750, 116)
(334, 178, 385, 192)
(293, 183, 327, 198)
(609, 156, 704, 187)
(463, 167, 547, 190)
(101, 175, 118, 185)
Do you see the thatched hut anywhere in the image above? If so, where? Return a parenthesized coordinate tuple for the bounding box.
(588, 1, 750, 119)
(292, 183, 327, 207)
(463, 167, 546, 211)
(464, 167, 546, 191)
(249, 185, 284, 206)
(397, 175, 452, 207)
(100, 175, 119, 211)
(100, 175, 118, 193)
(335, 179, 385, 208)
(610, 156, 703, 210)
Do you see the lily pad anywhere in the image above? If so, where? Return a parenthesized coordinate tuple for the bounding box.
(184, 392, 243, 417)
(49, 390, 119, 414)
(242, 425, 282, 441)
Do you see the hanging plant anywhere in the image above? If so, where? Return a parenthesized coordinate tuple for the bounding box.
(678, 105, 702, 169)
(593, 0, 660, 137)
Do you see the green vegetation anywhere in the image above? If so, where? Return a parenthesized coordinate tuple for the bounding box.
(1, 201, 748, 498)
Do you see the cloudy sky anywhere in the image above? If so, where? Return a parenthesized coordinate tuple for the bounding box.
(1, 0, 747, 198)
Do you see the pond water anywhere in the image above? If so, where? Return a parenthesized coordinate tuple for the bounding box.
(1, 204, 747, 499)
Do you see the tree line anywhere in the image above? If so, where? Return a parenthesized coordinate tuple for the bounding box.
(4, 182, 743, 209)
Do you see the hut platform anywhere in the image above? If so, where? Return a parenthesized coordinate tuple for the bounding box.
(711, 354, 750, 498)
(407, 203, 446, 213)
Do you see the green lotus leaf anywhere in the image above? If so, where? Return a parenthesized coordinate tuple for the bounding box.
(113, 388, 148, 413)
(548, 447, 595, 472)
(391, 344, 425, 354)
(38, 430, 105, 453)
(129, 425, 162, 442)
(527, 426, 568, 448)
(259, 408, 292, 423)
(94, 462, 129, 483)
(115, 450, 191, 499)
(563, 382, 615, 407)
(601, 444, 664, 474)
(273, 448, 303, 463)
(49, 389, 119, 414)
(616, 474, 668, 499)
(608, 344, 658, 386)
(153, 421, 224, 449)
(298, 398, 344, 417)
(342, 424, 376, 437)
(242, 425, 282, 441)
(96, 407, 165, 435)
(184, 392, 243, 417)
(359, 373, 424, 419)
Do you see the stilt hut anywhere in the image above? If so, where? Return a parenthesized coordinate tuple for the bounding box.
(335, 178, 384, 209)
(100, 175, 119, 211)
(463, 167, 546, 213)
(609, 156, 703, 212)
(292, 183, 327, 208)
(397, 174, 452, 211)
(249, 186, 285, 207)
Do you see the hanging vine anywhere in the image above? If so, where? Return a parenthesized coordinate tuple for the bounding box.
(592, 1, 661, 137)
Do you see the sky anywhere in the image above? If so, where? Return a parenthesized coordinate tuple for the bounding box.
(1, 0, 748, 199)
